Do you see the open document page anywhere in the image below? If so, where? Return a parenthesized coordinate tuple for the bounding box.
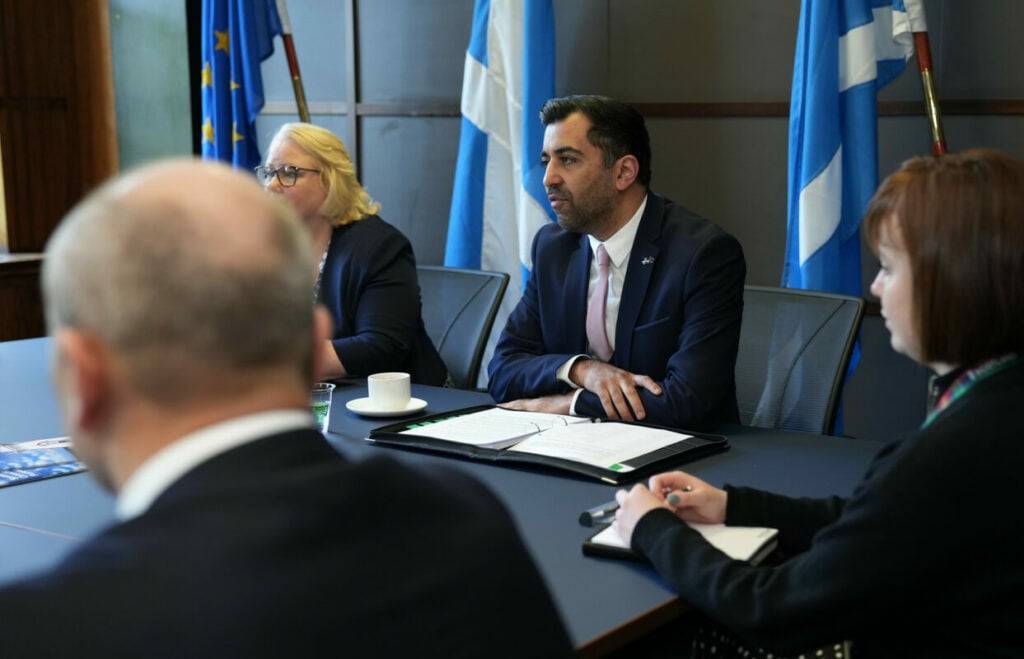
(400, 407, 591, 449)
(507, 421, 692, 473)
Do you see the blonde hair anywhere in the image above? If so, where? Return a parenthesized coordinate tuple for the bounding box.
(268, 123, 380, 226)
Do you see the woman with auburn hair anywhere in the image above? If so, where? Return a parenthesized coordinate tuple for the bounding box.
(258, 123, 447, 385)
(612, 148, 1024, 658)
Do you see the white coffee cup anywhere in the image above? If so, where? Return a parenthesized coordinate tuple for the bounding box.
(367, 372, 411, 411)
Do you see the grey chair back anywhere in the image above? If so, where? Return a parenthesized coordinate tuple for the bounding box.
(735, 285, 864, 434)
(417, 266, 510, 390)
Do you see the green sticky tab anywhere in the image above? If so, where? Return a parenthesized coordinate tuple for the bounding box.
(608, 463, 624, 471)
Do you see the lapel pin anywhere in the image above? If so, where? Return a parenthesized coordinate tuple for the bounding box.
(641, 256, 655, 265)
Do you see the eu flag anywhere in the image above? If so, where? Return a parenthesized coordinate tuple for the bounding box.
(200, 0, 282, 170)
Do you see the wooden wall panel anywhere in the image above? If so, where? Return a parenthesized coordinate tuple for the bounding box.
(0, 102, 72, 251)
(0, 0, 118, 253)
(0, 257, 45, 341)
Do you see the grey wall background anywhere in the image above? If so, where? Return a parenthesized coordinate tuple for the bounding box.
(108, 0, 1024, 441)
(108, 1, 192, 169)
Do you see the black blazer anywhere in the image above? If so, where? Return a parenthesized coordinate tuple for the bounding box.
(489, 193, 746, 430)
(632, 360, 1024, 657)
(320, 215, 447, 385)
(0, 429, 573, 658)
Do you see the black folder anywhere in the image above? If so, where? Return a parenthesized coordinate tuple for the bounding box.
(365, 405, 729, 484)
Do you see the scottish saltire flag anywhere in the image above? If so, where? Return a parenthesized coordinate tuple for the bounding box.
(445, 0, 556, 316)
(783, 0, 927, 295)
(200, 0, 281, 170)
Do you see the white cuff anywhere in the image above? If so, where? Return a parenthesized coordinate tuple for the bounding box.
(556, 354, 590, 389)
(568, 388, 585, 416)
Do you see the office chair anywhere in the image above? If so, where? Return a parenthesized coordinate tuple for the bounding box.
(734, 285, 865, 435)
(416, 266, 510, 390)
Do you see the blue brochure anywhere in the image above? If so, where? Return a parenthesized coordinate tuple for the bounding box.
(0, 438, 87, 488)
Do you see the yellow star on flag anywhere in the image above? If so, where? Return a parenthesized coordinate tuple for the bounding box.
(202, 117, 215, 145)
(201, 61, 213, 88)
(230, 80, 241, 91)
(232, 122, 245, 145)
(214, 29, 229, 55)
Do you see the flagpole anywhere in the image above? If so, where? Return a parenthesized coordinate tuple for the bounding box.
(275, 0, 311, 123)
(913, 30, 946, 155)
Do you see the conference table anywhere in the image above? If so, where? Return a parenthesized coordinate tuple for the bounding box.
(0, 337, 884, 656)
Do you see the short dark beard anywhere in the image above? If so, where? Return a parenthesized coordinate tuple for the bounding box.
(552, 186, 616, 237)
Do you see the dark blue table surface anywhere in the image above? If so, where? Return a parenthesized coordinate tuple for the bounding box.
(0, 337, 885, 652)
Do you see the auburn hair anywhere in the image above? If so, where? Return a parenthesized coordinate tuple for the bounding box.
(864, 148, 1024, 365)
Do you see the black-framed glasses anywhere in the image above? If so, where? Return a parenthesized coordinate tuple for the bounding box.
(254, 165, 320, 187)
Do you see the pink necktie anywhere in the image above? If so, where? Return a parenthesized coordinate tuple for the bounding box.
(586, 244, 613, 361)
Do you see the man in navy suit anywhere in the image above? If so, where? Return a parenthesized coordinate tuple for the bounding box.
(0, 160, 572, 657)
(489, 96, 745, 430)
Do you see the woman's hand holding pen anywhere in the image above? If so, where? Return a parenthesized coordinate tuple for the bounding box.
(650, 472, 727, 525)
(612, 471, 728, 544)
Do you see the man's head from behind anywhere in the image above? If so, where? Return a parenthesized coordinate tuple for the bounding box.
(42, 159, 321, 489)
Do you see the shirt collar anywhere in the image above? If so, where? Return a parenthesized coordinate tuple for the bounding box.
(116, 409, 313, 521)
(588, 194, 648, 267)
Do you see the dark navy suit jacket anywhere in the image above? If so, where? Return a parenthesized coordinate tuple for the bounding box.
(0, 429, 573, 658)
(488, 193, 745, 430)
(319, 215, 447, 385)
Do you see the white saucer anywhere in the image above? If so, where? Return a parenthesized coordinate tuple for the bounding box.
(345, 397, 428, 418)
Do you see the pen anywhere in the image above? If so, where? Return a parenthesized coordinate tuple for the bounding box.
(578, 500, 618, 526)
(578, 485, 693, 526)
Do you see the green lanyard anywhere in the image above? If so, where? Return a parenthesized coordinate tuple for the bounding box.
(923, 353, 1021, 428)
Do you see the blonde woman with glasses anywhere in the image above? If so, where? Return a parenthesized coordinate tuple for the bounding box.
(258, 123, 446, 385)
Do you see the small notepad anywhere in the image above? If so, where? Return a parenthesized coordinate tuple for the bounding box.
(584, 521, 778, 565)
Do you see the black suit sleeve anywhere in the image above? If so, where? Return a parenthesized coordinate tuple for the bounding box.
(488, 229, 582, 400)
(328, 226, 424, 376)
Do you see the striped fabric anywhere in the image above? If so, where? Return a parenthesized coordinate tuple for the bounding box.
(783, 0, 927, 296)
(445, 0, 556, 316)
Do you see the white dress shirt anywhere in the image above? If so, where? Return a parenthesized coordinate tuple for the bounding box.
(557, 195, 648, 413)
(116, 409, 314, 520)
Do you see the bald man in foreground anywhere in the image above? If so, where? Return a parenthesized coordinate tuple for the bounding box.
(0, 161, 572, 657)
